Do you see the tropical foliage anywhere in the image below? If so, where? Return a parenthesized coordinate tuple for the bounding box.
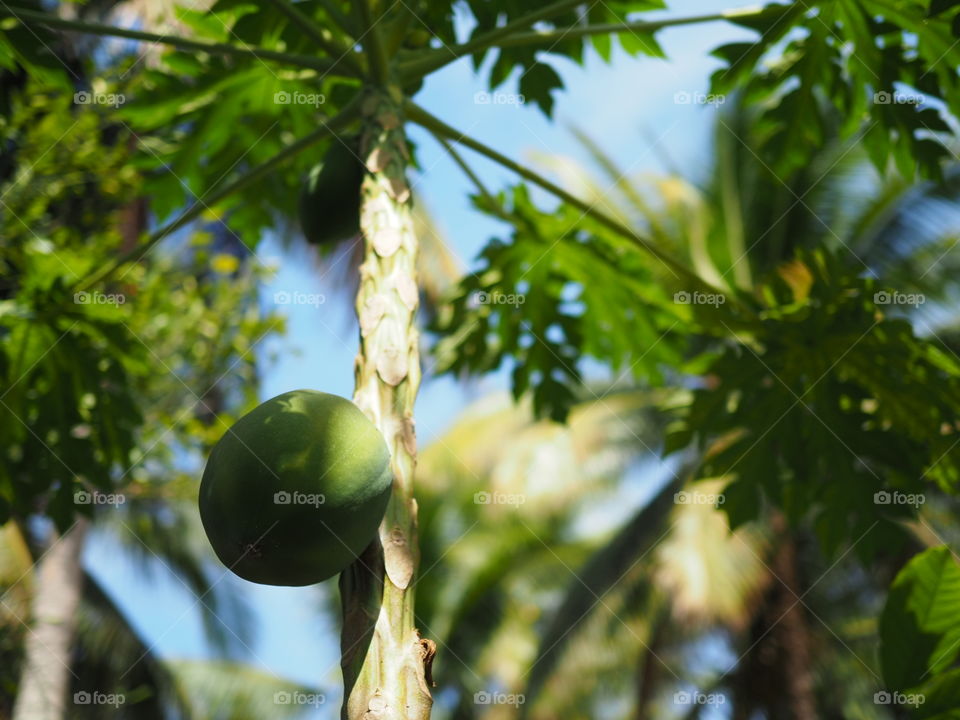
(1, 0, 960, 719)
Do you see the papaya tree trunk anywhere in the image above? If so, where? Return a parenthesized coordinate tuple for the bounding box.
(338, 86, 434, 720)
(12, 519, 88, 720)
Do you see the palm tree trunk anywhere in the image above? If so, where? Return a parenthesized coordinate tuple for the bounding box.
(12, 519, 88, 720)
(634, 609, 666, 720)
(338, 87, 433, 720)
(771, 535, 817, 720)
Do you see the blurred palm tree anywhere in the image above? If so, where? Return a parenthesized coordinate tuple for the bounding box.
(408, 93, 960, 720)
(1, 515, 326, 720)
(405, 388, 771, 720)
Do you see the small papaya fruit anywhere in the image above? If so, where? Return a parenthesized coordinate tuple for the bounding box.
(298, 138, 365, 246)
(405, 29, 431, 48)
(199, 390, 392, 586)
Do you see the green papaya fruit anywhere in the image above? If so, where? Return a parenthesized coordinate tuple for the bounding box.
(405, 29, 431, 48)
(199, 390, 392, 586)
(298, 139, 365, 246)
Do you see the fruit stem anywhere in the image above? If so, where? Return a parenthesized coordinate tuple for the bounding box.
(339, 87, 433, 720)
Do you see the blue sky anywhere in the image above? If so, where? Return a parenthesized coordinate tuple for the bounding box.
(85, 3, 755, 715)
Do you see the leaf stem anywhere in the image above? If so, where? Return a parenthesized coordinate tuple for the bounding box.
(264, 0, 365, 75)
(399, 0, 585, 80)
(494, 4, 787, 49)
(0, 6, 358, 76)
(318, 0, 359, 37)
(406, 101, 700, 286)
(410, 101, 758, 319)
(400, 3, 786, 80)
(383, 7, 419, 57)
(75, 97, 362, 292)
(430, 130, 509, 222)
(356, 0, 389, 84)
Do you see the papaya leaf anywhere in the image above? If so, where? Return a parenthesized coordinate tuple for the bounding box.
(709, 0, 960, 179)
(912, 667, 960, 719)
(673, 250, 960, 554)
(880, 546, 960, 690)
(518, 61, 562, 117)
(431, 184, 686, 422)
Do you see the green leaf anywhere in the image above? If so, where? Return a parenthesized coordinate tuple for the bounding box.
(432, 184, 684, 422)
(913, 667, 960, 719)
(710, 0, 960, 178)
(671, 249, 960, 549)
(619, 30, 665, 58)
(590, 31, 612, 63)
(0, 8, 71, 89)
(880, 546, 960, 690)
(518, 61, 563, 117)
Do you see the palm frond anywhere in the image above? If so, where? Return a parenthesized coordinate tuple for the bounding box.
(72, 571, 188, 720)
(653, 479, 771, 630)
(0, 521, 32, 718)
(94, 497, 254, 655)
(521, 477, 680, 716)
(166, 658, 327, 720)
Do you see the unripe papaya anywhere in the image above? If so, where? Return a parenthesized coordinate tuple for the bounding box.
(298, 138, 365, 246)
(406, 29, 431, 48)
(198, 390, 392, 586)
